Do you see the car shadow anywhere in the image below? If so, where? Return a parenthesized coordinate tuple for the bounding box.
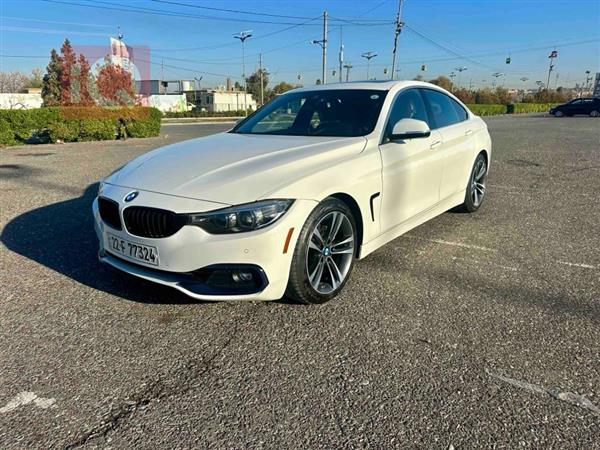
(1, 183, 201, 305)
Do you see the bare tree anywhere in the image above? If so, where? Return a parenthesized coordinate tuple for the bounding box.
(0, 71, 29, 93)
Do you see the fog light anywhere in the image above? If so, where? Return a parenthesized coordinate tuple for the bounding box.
(232, 271, 254, 283)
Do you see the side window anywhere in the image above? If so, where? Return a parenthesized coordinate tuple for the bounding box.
(385, 89, 429, 138)
(421, 89, 462, 129)
(451, 98, 469, 122)
(570, 99, 582, 105)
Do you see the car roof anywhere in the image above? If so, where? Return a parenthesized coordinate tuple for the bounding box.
(292, 80, 438, 92)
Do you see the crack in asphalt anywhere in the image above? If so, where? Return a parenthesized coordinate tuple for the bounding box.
(486, 369, 600, 415)
(64, 309, 254, 449)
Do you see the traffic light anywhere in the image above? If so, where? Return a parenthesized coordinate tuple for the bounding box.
(506, 56, 511, 64)
(421, 64, 427, 71)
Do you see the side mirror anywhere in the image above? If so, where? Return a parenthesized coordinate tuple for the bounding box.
(389, 118, 431, 141)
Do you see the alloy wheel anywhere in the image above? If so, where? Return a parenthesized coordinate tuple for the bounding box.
(471, 159, 487, 207)
(305, 211, 354, 295)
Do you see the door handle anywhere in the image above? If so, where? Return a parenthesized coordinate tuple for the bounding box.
(465, 129, 473, 136)
(430, 141, 442, 150)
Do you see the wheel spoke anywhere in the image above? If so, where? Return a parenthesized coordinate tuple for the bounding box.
(328, 212, 343, 243)
(473, 187, 479, 205)
(312, 227, 325, 246)
(475, 182, 485, 194)
(331, 247, 353, 255)
(332, 235, 353, 247)
(327, 258, 343, 290)
(309, 259, 325, 289)
(308, 238, 322, 252)
(476, 163, 486, 180)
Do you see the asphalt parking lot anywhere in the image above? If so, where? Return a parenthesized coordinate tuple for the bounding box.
(1, 115, 599, 449)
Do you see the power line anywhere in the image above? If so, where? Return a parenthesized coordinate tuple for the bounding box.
(152, 0, 394, 24)
(42, 0, 316, 26)
(151, 0, 314, 21)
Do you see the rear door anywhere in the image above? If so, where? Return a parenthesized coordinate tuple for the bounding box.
(564, 99, 583, 115)
(420, 89, 475, 201)
(378, 88, 444, 232)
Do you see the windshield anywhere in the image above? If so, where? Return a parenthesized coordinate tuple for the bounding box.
(231, 89, 387, 137)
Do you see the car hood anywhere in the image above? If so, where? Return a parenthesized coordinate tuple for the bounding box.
(105, 132, 367, 205)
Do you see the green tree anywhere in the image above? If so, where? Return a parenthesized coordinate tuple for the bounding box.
(428, 75, 453, 91)
(245, 69, 269, 105)
(42, 49, 62, 106)
(266, 81, 295, 101)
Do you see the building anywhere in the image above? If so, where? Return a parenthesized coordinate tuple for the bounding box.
(135, 79, 257, 113)
(195, 88, 257, 113)
(135, 79, 191, 113)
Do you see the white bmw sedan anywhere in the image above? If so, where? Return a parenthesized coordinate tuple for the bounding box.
(93, 81, 491, 304)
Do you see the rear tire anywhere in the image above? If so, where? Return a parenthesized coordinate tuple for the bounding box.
(554, 110, 564, 117)
(458, 153, 488, 213)
(590, 110, 600, 117)
(285, 198, 357, 305)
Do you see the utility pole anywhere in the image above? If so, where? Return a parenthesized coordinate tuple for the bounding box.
(546, 49, 557, 91)
(161, 59, 164, 95)
(234, 30, 253, 115)
(343, 63, 353, 82)
(311, 11, 328, 84)
(390, 0, 404, 80)
(361, 51, 378, 80)
(449, 72, 456, 91)
(259, 53, 264, 106)
(338, 26, 344, 83)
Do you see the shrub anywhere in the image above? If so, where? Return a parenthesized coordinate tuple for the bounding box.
(513, 103, 556, 114)
(124, 107, 162, 138)
(162, 109, 247, 118)
(0, 119, 16, 146)
(0, 106, 161, 146)
(467, 104, 506, 116)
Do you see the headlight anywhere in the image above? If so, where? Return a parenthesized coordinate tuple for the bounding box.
(187, 199, 294, 234)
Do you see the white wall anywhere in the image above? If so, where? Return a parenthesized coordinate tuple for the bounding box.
(0, 93, 43, 109)
(139, 94, 190, 112)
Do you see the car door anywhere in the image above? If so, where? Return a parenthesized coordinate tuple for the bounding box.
(378, 88, 444, 232)
(581, 98, 594, 114)
(420, 88, 475, 201)
(565, 99, 583, 115)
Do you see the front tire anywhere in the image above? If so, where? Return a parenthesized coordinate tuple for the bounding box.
(458, 153, 488, 213)
(554, 110, 564, 117)
(285, 198, 357, 304)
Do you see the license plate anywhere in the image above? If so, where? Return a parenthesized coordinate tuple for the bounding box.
(105, 232, 159, 266)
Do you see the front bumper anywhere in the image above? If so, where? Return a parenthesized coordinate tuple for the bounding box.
(93, 183, 317, 301)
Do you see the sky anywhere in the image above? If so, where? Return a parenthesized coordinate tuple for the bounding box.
(1, 0, 599, 90)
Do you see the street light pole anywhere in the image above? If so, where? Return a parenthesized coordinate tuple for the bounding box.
(361, 51, 378, 80)
(234, 30, 253, 115)
(343, 63, 353, 82)
(454, 66, 467, 89)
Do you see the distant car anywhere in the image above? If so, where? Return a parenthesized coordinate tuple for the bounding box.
(550, 97, 600, 117)
(94, 81, 492, 304)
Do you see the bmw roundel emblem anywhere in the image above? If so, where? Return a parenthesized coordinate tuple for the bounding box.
(124, 191, 139, 202)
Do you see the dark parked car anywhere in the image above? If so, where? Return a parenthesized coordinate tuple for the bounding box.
(550, 97, 600, 117)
